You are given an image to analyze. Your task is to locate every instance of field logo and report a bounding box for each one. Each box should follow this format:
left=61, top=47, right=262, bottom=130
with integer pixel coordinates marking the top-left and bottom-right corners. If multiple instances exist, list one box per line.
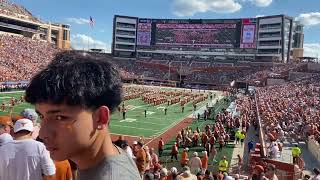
left=120, top=118, right=137, bottom=123
left=126, top=105, right=143, bottom=110
left=156, top=106, right=166, bottom=111
left=126, top=105, right=135, bottom=110
left=146, top=111, right=155, bottom=115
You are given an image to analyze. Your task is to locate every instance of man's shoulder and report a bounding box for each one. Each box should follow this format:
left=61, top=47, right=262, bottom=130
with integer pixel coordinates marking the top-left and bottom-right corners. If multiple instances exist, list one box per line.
left=79, top=150, right=140, bottom=180
left=5, top=139, right=46, bottom=152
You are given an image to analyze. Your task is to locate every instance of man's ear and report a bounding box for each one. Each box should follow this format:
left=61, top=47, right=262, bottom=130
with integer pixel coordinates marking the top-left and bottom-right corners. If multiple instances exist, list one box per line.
left=95, top=106, right=110, bottom=130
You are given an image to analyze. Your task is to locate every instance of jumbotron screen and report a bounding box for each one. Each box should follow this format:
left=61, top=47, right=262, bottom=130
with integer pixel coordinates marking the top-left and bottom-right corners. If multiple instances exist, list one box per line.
left=136, top=19, right=242, bottom=49
left=155, top=23, right=238, bottom=48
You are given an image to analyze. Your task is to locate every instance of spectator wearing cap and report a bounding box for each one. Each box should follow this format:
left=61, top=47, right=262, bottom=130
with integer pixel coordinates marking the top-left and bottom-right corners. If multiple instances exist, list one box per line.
left=189, top=152, right=202, bottom=175
left=0, top=118, right=56, bottom=180
left=181, top=148, right=189, bottom=167
left=169, top=167, right=183, bottom=180
left=171, top=142, right=179, bottom=162
left=160, top=168, right=168, bottom=180
left=132, top=140, right=138, bottom=157
left=218, top=156, right=228, bottom=173
left=265, top=164, right=278, bottom=180
left=136, top=142, right=147, bottom=176
left=201, top=151, right=209, bottom=173
left=181, top=166, right=197, bottom=180
left=20, top=108, right=40, bottom=139
left=312, top=168, right=320, bottom=180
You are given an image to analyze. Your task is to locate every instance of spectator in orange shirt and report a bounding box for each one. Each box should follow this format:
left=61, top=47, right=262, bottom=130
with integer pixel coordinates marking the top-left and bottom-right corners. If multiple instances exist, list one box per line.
left=201, top=151, right=208, bottom=173
left=136, top=142, right=147, bottom=176
left=53, top=160, right=72, bottom=180
left=180, top=148, right=189, bottom=167
left=171, top=142, right=179, bottom=162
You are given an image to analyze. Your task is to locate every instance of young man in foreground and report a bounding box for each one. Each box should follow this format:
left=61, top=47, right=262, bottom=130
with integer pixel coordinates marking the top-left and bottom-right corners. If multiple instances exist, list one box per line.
left=25, top=51, right=140, bottom=180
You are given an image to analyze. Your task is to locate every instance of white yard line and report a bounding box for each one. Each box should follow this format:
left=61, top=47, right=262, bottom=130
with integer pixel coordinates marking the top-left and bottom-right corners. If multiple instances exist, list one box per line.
left=0, top=91, right=24, bottom=94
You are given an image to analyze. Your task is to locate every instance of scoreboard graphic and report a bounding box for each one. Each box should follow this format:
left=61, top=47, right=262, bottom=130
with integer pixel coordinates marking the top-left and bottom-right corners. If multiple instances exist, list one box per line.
left=240, top=19, right=257, bottom=49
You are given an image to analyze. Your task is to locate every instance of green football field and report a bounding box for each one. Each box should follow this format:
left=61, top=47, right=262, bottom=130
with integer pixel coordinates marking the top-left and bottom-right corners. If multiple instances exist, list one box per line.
left=0, top=89, right=223, bottom=138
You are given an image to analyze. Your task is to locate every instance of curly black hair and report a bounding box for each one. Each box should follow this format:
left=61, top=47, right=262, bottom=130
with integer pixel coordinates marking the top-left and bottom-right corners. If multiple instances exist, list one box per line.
left=25, top=51, right=123, bottom=112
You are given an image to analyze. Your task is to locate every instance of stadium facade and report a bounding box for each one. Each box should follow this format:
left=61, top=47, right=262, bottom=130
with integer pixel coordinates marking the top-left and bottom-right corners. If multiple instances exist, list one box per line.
left=0, top=3, right=71, bottom=50
left=112, top=15, right=304, bottom=63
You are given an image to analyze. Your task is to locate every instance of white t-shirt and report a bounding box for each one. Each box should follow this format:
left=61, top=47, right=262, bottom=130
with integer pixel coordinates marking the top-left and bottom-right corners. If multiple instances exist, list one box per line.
left=271, top=145, right=279, bottom=158
left=0, top=133, right=13, bottom=146
left=0, top=139, right=55, bottom=180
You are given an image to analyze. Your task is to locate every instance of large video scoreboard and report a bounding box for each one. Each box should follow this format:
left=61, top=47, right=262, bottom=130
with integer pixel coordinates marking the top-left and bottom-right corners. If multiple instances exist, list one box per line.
left=136, top=18, right=256, bottom=49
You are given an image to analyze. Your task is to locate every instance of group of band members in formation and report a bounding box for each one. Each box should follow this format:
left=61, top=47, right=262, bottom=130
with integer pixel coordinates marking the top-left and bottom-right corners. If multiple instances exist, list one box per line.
left=118, top=86, right=217, bottom=119
left=0, top=96, right=25, bottom=113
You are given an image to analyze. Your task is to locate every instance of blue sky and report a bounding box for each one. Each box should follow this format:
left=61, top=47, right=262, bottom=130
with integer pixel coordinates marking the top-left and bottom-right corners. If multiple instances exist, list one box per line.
left=13, top=0, right=320, bottom=57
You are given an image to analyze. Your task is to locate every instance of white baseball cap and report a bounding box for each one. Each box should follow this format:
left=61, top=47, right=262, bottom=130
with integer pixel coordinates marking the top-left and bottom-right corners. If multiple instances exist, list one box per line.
left=170, top=167, right=178, bottom=174
left=14, top=118, right=34, bottom=133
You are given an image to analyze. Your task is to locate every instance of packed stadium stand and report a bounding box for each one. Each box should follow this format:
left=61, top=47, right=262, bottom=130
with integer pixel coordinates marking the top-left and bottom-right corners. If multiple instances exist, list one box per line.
left=0, top=34, right=59, bottom=82
left=1, top=1, right=320, bottom=179
left=0, top=0, right=40, bottom=23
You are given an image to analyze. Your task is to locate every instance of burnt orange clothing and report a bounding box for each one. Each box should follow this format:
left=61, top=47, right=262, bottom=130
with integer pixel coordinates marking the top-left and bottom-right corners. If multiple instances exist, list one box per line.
left=201, top=155, right=208, bottom=169
left=0, top=116, right=12, bottom=126
left=136, top=148, right=147, bottom=173
left=180, top=151, right=189, bottom=165
left=53, top=160, right=72, bottom=180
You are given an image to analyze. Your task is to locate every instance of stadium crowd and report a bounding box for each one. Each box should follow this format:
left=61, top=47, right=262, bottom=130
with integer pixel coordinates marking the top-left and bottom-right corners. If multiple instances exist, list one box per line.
left=0, top=34, right=59, bottom=81
left=0, top=0, right=39, bottom=22
left=257, top=74, right=320, bottom=150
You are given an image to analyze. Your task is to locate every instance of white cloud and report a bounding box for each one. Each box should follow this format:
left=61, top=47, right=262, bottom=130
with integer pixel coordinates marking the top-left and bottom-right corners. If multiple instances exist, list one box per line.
left=255, top=14, right=265, bottom=18
left=172, top=0, right=242, bottom=17
left=65, top=17, right=90, bottom=25
left=304, top=43, right=320, bottom=58
left=248, top=0, right=272, bottom=7
left=296, top=12, right=320, bottom=27
left=71, top=34, right=111, bottom=52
